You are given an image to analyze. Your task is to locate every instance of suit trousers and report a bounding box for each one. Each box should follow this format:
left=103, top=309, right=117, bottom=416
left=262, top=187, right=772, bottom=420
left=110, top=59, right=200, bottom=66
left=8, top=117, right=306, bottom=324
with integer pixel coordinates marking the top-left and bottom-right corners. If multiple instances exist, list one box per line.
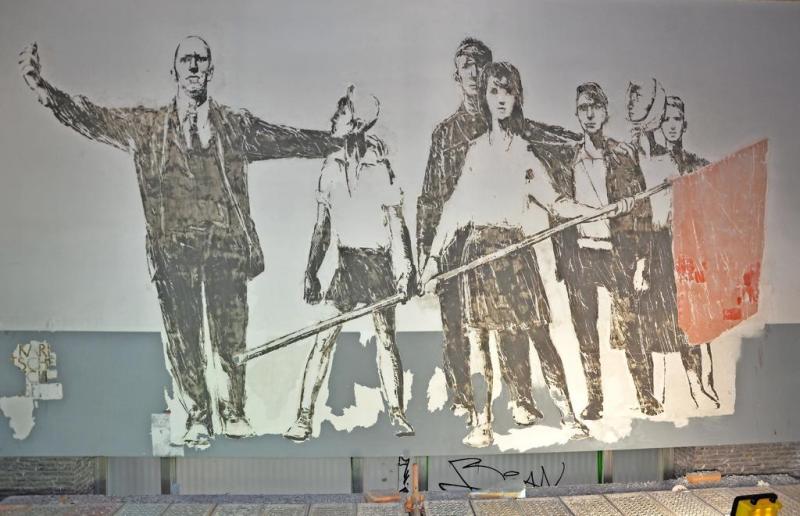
left=152, top=229, right=249, bottom=430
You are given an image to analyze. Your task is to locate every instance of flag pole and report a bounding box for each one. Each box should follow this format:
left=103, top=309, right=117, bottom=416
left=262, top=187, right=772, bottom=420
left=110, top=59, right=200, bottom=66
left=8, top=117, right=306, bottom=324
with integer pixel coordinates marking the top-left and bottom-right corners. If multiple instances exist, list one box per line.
left=234, top=180, right=672, bottom=367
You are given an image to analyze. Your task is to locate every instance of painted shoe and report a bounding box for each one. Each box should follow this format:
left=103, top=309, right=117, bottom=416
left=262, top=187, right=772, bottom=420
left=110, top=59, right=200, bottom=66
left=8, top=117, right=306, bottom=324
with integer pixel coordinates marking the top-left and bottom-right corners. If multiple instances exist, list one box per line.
left=389, top=407, right=415, bottom=437
left=562, top=418, right=590, bottom=439
left=639, top=393, right=665, bottom=416
left=222, top=416, right=254, bottom=438
left=580, top=400, right=604, bottom=420
left=462, top=422, right=493, bottom=448
left=283, top=409, right=313, bottom=442
left=511, top=403, right=544, bottom=426
left=182, top=422, right=212, bottom=448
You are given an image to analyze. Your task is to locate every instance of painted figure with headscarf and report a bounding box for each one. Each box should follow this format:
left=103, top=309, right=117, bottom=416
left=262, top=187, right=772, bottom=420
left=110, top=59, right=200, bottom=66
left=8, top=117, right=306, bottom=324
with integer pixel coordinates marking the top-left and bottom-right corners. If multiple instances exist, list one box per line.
left=627, top=87, right=720, bottom=410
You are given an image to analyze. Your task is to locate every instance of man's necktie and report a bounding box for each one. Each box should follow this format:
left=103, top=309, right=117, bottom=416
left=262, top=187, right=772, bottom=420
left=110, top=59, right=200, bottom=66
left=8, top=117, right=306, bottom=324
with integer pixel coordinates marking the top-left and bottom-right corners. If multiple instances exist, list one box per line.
left=188, top=111, right=202, bottom=150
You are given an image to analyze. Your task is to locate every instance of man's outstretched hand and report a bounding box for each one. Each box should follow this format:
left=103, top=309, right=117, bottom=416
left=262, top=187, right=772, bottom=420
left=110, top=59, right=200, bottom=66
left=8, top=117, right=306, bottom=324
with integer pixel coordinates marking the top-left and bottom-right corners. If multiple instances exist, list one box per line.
left=19, top=43, right=49, bottom=105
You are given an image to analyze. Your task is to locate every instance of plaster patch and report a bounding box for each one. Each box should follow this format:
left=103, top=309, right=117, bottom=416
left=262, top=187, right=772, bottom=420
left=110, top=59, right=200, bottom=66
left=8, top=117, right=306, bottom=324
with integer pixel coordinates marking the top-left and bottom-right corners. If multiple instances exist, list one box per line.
left=403, top=370, right=413, bottom=412
left=0, top=396, right=35, bottom=439
left=32, top=382, right=62, bottom=401
left=0, top=340, right=62, bottom=440
left=151, top=413, right=185, bottom=456
left=320, top=383, right=385, bottom=433
left=494, top=423, right=573, bottom=452
left=427, top=366, right=447, bottom=412
left=11, top=340, right=62, bottom=399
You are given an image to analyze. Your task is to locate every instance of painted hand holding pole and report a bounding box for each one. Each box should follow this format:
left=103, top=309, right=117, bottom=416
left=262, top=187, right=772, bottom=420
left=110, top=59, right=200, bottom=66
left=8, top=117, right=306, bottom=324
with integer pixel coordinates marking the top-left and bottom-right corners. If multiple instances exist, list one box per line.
left=233, top=180, right=673, bottom=367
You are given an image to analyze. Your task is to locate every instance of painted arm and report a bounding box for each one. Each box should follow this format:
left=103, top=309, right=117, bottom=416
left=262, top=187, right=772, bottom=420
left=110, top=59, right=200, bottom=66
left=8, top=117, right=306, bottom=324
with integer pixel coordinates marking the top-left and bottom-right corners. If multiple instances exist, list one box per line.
left=525, top=158, right=597, bottom=220
left=418, top=203, right=456, bottom=296
left=240, top=110, right=341, bottom=162
left=304, top=202, right=332, bottom=305
left=19, top=43, right=136, bottom=152
left=419, top=162, right=468, bottom=294
left=527, top=156, right=633, bottom=222
left=19, top=43, right=138, bottom=153
left=385, top=203, right=415, bottom=301
left=415, top=127, right=446, bottom=272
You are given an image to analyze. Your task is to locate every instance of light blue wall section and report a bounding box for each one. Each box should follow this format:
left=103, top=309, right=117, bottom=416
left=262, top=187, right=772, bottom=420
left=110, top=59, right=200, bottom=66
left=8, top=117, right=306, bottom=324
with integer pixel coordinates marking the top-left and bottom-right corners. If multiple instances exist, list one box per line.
left=1, top=325, right=799, bottom=457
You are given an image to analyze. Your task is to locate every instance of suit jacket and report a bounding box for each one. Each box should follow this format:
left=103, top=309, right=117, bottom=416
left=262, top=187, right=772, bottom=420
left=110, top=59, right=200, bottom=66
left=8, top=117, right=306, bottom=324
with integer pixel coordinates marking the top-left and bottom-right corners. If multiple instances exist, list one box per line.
left=416, top=105, right=486, bottom=269
left=43, top=84, right=339, bottom=280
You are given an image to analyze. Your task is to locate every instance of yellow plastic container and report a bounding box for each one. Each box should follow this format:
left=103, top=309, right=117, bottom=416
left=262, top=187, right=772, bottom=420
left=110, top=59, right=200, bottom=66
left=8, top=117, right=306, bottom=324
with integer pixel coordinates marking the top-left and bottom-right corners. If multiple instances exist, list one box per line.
left=732, top=493, right=782, bottom=515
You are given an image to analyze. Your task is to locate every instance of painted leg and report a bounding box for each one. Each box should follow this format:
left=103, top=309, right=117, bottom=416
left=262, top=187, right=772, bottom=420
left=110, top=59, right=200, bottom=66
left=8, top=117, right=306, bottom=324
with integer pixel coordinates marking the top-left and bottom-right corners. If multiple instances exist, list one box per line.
left=701, top=343, right=721, bottom=405
left=682, top=343, right=720, bottom=408
left=495, top=330, right=542, bottom=426
left=439, top=280, right=474, bottom=416
left=205, top=260, right=251, bottom=438
left=680, top=345, right=702, bottom=408
left=463, top=327, right=493, bottom=448
left=373, top=308, right=414, bottom=437
left=528, top=326, right=589, bottom=437
left=153, top=253, right=212, bottom=446
left=283, top=325, right=342, bottom=442
left=565, top=278, right=604, bottom=420
left=625, top=348, right=664, bottom=416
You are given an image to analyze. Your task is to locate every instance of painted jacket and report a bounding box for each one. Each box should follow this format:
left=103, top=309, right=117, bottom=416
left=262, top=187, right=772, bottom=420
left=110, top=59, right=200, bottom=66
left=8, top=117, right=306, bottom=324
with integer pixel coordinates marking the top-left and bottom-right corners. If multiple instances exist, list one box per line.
left=549, top=137, right=654, bottom=280
left=41, top=84, right=339, bottom=280
left=665, top=146, right=710, bottom=176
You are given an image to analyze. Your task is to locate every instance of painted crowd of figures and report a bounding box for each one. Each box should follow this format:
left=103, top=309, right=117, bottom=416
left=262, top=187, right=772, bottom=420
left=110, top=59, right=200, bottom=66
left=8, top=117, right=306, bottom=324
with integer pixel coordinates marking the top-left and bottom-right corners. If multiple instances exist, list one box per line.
left=19, top=35, right=721, bottom=449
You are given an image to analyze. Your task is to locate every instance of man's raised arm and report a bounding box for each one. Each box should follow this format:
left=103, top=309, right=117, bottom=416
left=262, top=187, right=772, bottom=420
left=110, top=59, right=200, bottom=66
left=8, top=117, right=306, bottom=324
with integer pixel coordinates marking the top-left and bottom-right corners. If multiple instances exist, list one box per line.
left=19, top=43, right=138, bottom=153
left=239, top=110, right=341, bottom=162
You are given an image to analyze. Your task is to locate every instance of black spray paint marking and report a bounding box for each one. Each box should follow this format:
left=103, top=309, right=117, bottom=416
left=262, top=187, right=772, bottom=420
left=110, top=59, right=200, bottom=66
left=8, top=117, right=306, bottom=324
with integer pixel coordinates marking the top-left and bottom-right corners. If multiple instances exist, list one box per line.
left=438, top=457, right=566, bottom=491
left=398, top=456, right=411, bottom=493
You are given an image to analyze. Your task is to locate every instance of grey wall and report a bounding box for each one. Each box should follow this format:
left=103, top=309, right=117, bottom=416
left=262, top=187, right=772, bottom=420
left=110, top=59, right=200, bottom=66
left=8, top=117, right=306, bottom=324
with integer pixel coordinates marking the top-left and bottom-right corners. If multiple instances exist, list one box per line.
left=1, top=0, right=799, bottom=462
left=1, top=325, right=799, bottom=458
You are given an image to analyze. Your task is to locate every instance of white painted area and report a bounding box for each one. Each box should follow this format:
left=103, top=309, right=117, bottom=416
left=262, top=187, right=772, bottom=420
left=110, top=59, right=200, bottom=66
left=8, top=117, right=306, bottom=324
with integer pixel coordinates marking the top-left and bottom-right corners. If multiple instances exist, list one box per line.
left=31, top=382, right=62, bottom=400
left=151, top=413, right=184, bottom=457
left=0, top=396, right=35, bottom=439
left=164, top=390, right=188, bottom=446
left=318, top=383, right=385, bottom=434
left=403, top=370, right=413, bottom=413
left=427, top=367, right=447, bottom=412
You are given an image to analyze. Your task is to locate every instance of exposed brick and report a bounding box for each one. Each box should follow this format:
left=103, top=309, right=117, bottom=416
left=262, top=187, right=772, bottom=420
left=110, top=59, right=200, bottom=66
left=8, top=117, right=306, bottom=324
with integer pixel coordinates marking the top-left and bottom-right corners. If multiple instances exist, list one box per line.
left=674, top=442, right=800, bottom=477
left=0, top=457, right=97, bottom=496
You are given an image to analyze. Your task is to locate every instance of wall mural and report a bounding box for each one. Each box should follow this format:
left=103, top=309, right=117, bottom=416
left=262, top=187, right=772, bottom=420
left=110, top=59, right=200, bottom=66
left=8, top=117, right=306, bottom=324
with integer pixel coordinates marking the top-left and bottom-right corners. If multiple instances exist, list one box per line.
left=3, top=0, right=788, bottom=456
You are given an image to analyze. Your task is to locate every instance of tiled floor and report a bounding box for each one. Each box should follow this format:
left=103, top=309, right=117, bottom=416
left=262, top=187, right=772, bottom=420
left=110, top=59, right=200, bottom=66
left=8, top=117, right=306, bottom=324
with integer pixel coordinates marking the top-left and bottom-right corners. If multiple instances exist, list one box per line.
left=2, top=483, right=798, bottom=515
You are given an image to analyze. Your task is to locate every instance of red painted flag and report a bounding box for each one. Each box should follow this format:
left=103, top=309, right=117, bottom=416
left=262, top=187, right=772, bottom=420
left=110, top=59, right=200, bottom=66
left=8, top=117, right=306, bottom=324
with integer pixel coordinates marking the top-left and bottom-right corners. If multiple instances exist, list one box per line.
left=671, top=140, right=768, bottom=344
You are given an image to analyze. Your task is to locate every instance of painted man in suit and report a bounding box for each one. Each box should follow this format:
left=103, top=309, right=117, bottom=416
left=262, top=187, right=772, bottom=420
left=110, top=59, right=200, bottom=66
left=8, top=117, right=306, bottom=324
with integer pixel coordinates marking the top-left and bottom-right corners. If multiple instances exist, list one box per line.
left=19, top=37, right=339, bottom=446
